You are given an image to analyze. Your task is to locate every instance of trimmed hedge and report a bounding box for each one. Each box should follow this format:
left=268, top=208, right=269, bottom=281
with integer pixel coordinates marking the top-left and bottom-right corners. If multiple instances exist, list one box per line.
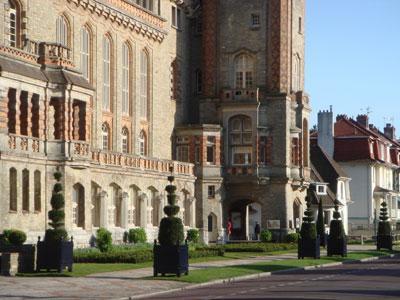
left=128, top=228, right=147, bottom=244
left=186, top=229, right=200, bottom=243
left=260, top=230, right=272, bottom=242
left=96, top=228, right=112, bottom=252
left=0, top=229, right=27, bottom=246
left=285, top=233, right=300, bottom=243
left=73, top=245, right=224, bottom=264
left=224, top=243, right=297, bottom=253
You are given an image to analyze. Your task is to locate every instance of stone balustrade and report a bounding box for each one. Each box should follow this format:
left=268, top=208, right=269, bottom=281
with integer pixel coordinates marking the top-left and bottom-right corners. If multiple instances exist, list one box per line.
left=7, top=134, right=42, bottom=154
left=226, top=166, right=254, bottom=175
left=91, top=149, right=194, bottom=176
left=38, top=42, right=74, bottom=68
left=221, top=88, right=260, bottom=102
left=0, top=42, right=39, bottom=64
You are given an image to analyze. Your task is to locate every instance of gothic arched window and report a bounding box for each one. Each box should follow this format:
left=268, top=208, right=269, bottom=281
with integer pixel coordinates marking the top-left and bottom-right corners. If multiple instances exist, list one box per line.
left=139, top=130, right=147, bottom=156
left=56, top=15, right=69, bottom=47
left=229, top=115, right=252, bottom=165
left=140, top=50, right=149, bottom=119
left=80, top=26, right=91, bottom=81
left=102, top=123, right=110, bottom=151
left=7, top=0, right=21, bottom=48
left=102, top=35, right=112, bottom=111
left=234, top=54, right=254, bottom=89
left=122, top=42, right=131, bottom=115
left=121, top=127, right=129, bottom=154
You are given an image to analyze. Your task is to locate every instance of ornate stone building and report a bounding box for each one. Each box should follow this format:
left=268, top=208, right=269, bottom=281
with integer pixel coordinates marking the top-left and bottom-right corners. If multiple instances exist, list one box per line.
left=0, top=0, right=310, bottom=245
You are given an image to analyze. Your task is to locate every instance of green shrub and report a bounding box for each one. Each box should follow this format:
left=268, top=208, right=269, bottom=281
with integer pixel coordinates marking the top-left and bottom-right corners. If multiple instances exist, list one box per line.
left=128, top=228, right=147, bottom=244
left=45, top=170, right=68, bottom=242
left=186, top=229, right=200, bottom=243
left=73, top=245, right=224, bottom=263
left=0, top=229, right=27, bottom=246
left=285, top=233, right=300, bottom=243
left=378, top=201, right=392, bottom=236
left=260, top=230, right=272, bottom=242
left=223, top=243, right=297, bottom=253
left=96, top=228, right=112, bottom=252
left=123, top=231, right=129, bottom=243
left=158, top=176, right=184, bottom=246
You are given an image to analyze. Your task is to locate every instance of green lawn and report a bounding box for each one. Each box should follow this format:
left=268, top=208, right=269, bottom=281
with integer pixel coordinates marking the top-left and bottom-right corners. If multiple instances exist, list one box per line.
left=150, top=250, right=396, bottom=284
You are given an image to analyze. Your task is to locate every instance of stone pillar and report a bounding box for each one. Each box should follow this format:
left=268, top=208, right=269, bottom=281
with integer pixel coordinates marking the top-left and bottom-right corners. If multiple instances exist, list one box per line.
left=190, top=197, right=196, bottom=228
left=85, top=101, right=90, bottom=142
left=140, top=193, right=148, bottom=227
left=121, top=191, right=129, bottom=229
left=0, top=86, right=9, bottom=133
left=39, top=97, right=46, bottom=139
left=27, top=92, right=33, bottom=136
left=15, top=90, right=22, bottom=135
left=245, top=204, right=250, bottom=240
left=99, top=191, right=108, bottom=228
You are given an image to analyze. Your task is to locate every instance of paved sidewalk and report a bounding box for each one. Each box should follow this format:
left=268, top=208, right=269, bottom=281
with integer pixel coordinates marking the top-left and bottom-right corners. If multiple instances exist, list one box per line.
left=0, top=245, right=375, bottom=300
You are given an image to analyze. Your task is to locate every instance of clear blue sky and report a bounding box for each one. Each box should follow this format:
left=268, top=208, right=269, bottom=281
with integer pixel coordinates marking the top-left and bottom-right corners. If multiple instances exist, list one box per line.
left=306, top=0, right=400, bottom=131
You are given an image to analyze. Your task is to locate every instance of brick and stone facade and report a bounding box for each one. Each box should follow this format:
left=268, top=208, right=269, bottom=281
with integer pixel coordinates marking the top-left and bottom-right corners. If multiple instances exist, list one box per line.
left=0, top=0, right=311, bottom=245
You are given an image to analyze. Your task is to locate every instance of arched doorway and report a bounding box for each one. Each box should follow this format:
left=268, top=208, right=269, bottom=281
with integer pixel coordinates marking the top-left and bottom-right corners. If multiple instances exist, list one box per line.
left=229, top=200, right=262, bottom=240
left=293, top=198, right=302, bottom=230
left=208, top=213, right=218, bottom=242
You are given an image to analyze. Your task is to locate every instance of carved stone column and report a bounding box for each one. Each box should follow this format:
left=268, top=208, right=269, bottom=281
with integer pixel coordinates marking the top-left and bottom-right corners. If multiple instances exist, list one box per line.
left=99, top=191, right=108, bottom=228
left=0, top=86, right=8, bottom=134
left=190, top=197, right=196, bottom=228
left=121, top=191, right=129, bottom=229
left=15, top=90, right=22, bottom=135
left=140, top=193, right=148, bottom=227
left=27, top=92, right=32, bottom=136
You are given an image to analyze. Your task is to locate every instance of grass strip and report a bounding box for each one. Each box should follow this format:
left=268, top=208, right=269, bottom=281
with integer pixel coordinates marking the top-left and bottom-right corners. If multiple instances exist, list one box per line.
left=149, top=250, right=396, bottom=283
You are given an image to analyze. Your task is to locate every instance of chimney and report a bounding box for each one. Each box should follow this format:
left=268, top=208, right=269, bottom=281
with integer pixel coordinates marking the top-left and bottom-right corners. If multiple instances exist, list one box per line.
left=317, top=106, right=334, bottom=158
left=356, top=114, right=369, bottom=128
left=384, top=123, right=396, bottom=140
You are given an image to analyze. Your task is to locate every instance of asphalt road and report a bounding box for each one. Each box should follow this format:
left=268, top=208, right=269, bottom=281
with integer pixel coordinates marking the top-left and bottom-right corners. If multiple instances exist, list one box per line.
left=149, top=256, right=400, bottom=300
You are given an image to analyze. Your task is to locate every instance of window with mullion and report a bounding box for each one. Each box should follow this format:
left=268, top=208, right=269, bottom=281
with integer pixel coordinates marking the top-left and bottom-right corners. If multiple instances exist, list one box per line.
left=140, top=50, right=149, bottom=119
left=102, top=37, right=111, bottom=111
left=80, top=28, right=90, bottom=81
left=122, top=43, right=130, bottom=115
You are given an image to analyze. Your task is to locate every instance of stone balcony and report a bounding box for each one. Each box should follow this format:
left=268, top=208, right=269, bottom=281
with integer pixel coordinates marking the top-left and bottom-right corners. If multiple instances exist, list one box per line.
left=221, top=88, right=260, bottom=102
left=3, top=134, right=194, bottom=177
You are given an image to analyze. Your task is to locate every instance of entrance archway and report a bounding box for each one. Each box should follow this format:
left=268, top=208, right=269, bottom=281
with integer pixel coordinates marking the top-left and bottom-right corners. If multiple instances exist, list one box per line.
left=229, top=200, right=262, bottom=240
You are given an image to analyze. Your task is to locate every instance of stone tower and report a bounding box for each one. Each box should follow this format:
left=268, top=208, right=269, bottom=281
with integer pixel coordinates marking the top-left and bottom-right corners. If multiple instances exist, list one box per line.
left=179, top=0, right=311, bottom=241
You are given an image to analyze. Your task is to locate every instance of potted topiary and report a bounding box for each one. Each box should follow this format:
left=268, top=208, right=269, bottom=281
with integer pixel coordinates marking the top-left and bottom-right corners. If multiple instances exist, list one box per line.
left=153, top=174, right=188, bottom=277
left=0, top=229, right=35, bottom=273
left=376, top=201, right=393, bottom=251
left=36, top=170, right=73, bottom=272
left=316, top=199, right=326, bottom=247
left=298, top=192, right=320, bottom=259
left=327, top=199, right=347, bottom=257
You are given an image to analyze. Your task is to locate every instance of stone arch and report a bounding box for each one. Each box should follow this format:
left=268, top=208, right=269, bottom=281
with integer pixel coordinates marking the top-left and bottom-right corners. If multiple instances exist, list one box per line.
left=293, top=198, right=302, bottom=230
left=229, top=199, right=262, bottom=240
left=72, top=183, right=85, bottom=229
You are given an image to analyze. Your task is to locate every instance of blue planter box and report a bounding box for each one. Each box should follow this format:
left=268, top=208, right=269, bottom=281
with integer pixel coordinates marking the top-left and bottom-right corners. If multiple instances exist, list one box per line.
left=153, top=244, right=189, bottom=277
left=298, top=236, right=320, bottom=259
left=36, top=240, right=73, bottom=272
left=0, top=244, right=36, bottom=273
left=377, top=235, right=392, bottom=251
left=327, top=237, right=347, bottom=257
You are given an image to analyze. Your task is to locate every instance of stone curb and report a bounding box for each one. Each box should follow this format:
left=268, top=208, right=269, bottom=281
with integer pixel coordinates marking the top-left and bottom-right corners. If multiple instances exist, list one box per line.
left=122, top=253, right=398, bottom=300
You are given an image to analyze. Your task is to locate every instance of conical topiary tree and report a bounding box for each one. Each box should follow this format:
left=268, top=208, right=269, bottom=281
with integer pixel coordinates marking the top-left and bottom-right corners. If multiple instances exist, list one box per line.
left=44, top=170, right=68, bottom=243
left=316, top=198, right=326, bottom=246
left=158, top=175, right=184, bottom=246
left=300, top=194, right=317, bottom=240
left=329, top=200, right=345, bottom=240
left=377, top=201, right=391, bottom=236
